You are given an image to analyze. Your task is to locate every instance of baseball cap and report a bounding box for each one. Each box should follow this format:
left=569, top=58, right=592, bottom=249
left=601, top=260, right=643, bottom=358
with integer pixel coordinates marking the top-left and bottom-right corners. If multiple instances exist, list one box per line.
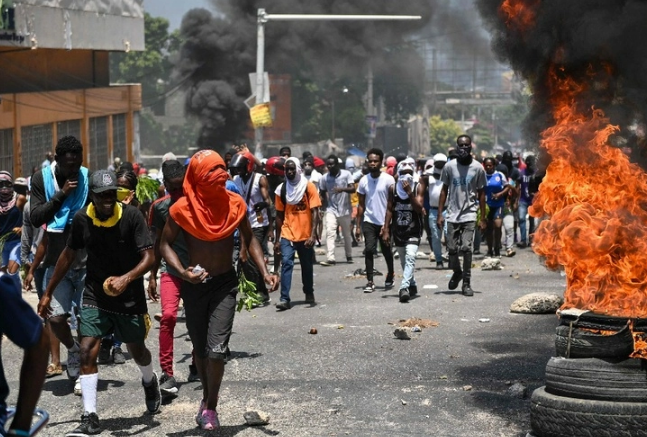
left=432, top=153, right=448, bottom=163
left=91, top=170, right=118, bottom=193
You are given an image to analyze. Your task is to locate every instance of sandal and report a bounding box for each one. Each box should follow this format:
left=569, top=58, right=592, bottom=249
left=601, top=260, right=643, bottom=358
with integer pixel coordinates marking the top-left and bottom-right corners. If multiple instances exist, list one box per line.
left=46, top=363, right=63, bottom=378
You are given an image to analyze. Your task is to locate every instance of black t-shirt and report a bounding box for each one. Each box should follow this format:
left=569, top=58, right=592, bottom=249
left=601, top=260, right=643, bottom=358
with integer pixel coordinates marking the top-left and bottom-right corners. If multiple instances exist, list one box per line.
left=67, top=204, right=153, bottom=315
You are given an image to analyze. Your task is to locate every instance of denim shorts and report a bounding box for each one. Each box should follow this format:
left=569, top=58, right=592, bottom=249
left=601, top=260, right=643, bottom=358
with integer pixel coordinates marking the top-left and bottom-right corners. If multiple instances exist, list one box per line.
left=1, top=238, right=20, bottom=268
left=487, top=206, right=504, bottom=220
left=45, top=266, right=85, bottom=318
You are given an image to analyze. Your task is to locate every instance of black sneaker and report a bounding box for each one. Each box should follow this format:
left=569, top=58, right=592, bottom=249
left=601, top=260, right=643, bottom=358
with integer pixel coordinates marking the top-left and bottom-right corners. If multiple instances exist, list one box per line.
left=384, top=275, right=395, bottom=289
left=188, top=364, right=200, bottom=382
left=462, top=283, right=474, bottom=297
left=320, top=260, right=336, bottom=266
left=448, top=271, right=462, bottom=290
left=347, top=257, right=353, bottom=263
left=275, top=301, right=291, bottom=311
left=409, top=284, right=418, bottom=297
left=142, top=372, right=161, bottom=414
left=98, top=343, right=111, bottom=364
left=159, top=372, right=179, bottom=397
left=112, top=347, right=126, bottom=364
left=398, top=288, right=410, bottom=303
left=305, top=293, right=315, bottom=304
left=66, top=412, right=101, bottom=436
left=436, top=262, right=444, bottom=270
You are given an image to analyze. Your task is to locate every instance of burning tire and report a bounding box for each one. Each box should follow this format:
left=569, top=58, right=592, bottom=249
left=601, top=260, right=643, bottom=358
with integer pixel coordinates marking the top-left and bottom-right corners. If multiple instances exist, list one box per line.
left=554, top=324, right=634, bottom=359
left=545, top=357, right=647, bottom=402
left=531, top=386, right=647, bottom=437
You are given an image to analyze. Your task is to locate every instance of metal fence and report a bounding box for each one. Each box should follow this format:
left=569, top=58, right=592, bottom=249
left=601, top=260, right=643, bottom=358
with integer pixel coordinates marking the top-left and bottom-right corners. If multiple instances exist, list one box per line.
left=112, top=113, right=127, bottom=162
left=0, top=129, right=13, bottom=175
left=21, top=124, right=53, bottom=175
left=89, top=116, right=108, bottom=171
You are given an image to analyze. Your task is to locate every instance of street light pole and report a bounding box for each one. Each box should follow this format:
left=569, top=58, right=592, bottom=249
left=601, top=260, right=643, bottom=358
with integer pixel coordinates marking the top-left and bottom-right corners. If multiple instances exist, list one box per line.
left=253, top=10, right=422, bottom=149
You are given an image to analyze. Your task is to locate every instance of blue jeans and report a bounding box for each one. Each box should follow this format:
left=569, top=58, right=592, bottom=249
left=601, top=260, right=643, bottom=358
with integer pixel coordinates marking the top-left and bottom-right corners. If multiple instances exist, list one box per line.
left=280, top=238, right=314, bottom=303
left=518, top=201, right=535, bottom=244
left=396, top=244, right=418, bottom=290
left=427, top=208, right=446, bottom=263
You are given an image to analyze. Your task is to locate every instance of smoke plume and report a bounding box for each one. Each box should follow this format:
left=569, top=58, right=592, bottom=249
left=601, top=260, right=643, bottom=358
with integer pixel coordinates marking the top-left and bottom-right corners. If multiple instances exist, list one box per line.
left=175, top=0, right=497, bottom=150
left=477, top=0, right=647, bottom=165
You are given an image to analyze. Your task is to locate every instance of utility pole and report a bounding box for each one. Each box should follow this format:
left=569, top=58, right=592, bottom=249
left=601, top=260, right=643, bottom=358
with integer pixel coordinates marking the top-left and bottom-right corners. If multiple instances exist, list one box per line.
left=367, top=63, right=374, bottom=147
left=252, top=10, right=421, bottom=150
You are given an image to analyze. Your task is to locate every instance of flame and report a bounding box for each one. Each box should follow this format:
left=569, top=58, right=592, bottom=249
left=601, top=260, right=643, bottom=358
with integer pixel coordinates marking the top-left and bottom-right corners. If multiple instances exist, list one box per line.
left=530, top=65, right=647, bottom=322
left=500, top=0, right=539, bottom=30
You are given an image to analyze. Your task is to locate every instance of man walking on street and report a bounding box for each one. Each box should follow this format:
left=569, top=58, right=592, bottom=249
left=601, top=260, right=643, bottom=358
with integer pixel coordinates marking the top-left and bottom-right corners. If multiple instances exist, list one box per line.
left=160, top=150, right=277, bottom=431
left=357, top=148, right=395, bottom=293
left=229, top=152, right=272, bottom=303
left=274, top=158, right=321, bottom=310
left=30, top=136, right=88, bottom=384
left=147, top=159, right=194, bottom=399
left=319, top=155, right=355, bottom=266
left=437, top=135, right=487, bottom=296
left=383, top=158, right=426, bottom=303
left=38, top=170, right=160, bottom=436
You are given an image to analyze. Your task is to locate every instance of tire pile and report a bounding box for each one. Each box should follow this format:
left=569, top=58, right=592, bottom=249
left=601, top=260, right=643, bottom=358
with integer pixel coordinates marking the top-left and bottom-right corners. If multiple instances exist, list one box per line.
left=530, top=312, right=647, bottom=437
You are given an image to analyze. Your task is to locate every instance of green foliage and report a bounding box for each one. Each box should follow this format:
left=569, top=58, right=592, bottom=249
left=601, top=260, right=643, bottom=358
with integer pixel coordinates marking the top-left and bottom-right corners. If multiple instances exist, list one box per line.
left=110, top=13, right=178, bottom=105
left=292, top=77, right=367, bottom=144
left=135, top=176, right=160, bottom=203
left=237, top=271, right=263, bottom=312
left=468, top=123, right=494, bottom=152
left=429, top=116, right=462, bottom=154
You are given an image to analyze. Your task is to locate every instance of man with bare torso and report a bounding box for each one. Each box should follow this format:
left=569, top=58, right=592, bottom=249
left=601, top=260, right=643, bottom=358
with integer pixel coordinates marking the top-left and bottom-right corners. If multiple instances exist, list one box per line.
left=159, top=150, right=278, bottom=431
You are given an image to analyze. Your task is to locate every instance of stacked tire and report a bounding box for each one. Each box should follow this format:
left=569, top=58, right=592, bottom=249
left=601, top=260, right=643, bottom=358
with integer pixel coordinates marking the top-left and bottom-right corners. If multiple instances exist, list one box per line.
left=530, top=313, right=647, bottom=437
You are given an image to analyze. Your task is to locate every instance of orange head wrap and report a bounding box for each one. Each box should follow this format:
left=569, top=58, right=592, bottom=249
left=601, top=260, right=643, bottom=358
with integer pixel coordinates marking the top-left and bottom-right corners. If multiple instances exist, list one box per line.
left=170, top=149, right=246, bottom=241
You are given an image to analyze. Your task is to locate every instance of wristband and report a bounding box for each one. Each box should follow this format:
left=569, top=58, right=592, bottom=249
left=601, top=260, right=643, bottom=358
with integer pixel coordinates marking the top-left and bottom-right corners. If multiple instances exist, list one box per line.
left=8, top=430, right=30, bottom=436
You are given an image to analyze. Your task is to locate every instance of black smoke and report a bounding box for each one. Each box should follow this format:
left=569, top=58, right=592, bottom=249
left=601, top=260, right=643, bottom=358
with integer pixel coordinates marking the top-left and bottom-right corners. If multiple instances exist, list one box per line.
left=477, top=0, right=647, bottom=166
left=174, top=0, right=498, bottom=150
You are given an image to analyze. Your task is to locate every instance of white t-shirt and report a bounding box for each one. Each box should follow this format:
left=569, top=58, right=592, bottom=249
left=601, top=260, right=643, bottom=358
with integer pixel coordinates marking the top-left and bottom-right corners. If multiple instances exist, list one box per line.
left=319, top=169, right=354, bottom=217
left=428, top=175, right=444, bottom=208
left=357, top=172, right=395, bottom=226
left=305, top=169, right=323, bottom=191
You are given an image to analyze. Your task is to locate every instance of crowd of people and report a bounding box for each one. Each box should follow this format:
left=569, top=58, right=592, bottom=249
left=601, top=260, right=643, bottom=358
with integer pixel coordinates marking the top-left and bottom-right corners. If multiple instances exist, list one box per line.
left=0, top=134, right=542, bottom=435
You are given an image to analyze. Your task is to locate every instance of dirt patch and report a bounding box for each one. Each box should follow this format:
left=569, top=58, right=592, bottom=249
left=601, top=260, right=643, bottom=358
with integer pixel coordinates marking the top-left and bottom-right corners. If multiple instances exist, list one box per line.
left=396, top=318, right=439, bottom=328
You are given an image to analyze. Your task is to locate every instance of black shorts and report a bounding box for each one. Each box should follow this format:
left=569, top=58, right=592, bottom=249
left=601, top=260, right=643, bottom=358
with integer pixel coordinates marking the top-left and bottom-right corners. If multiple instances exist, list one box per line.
left=181, top=269, right=238, bottom=360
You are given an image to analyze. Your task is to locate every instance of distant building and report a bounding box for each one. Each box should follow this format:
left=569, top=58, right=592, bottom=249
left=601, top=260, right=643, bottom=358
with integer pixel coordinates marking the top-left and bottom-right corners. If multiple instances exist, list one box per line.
left=0, top=0, right=144, bottom=176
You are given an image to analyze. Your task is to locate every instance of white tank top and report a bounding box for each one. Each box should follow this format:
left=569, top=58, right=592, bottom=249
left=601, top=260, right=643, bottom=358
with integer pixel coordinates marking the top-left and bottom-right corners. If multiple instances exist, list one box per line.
left=234, top=173, right=269, bottom=227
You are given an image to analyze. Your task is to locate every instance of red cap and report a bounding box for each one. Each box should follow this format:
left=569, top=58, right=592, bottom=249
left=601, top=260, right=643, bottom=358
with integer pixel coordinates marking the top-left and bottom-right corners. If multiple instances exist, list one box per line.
left=313, top=157, right=325, bottom=168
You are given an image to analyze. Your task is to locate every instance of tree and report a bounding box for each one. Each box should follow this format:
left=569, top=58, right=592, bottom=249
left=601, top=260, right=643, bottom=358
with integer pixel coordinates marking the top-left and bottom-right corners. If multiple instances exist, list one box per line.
left=110, top=13, right=178, bottom=104
left=429, top=116, right=462, bottom=154
left=111, top=14, right=196, bottom=156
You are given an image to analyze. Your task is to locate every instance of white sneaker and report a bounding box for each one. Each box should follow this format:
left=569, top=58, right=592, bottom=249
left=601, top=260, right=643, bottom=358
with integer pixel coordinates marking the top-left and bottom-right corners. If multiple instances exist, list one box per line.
left=74, top=378, right=82, bottom=396
left=66, top=348, right=81, bottom=380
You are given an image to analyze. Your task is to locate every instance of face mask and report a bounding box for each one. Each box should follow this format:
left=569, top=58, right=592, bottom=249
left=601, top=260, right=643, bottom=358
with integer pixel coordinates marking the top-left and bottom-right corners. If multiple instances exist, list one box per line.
left=116, top=188, right=131, bottom=202
left=457, top=145, right=472, bottom=159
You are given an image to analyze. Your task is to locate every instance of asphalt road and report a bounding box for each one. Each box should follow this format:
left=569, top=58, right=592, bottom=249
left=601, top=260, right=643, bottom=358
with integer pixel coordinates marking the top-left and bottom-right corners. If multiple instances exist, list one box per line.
left=3, top=243, right=565, bottom=436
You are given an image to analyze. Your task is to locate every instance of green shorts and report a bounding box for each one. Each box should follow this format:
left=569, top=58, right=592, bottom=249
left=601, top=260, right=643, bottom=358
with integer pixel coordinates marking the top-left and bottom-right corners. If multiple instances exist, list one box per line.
left=79, top=306, right=151, bottom=344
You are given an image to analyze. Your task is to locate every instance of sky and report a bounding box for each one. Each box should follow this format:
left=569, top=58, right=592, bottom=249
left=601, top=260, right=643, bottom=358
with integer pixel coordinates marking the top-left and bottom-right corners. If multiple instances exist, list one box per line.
left=144, top=0, right=211, bottom=30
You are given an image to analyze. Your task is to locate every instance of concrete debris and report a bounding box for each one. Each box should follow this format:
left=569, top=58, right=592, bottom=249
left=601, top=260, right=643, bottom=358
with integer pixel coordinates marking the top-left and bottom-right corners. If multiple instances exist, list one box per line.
left=508, top=382, right=528, bottom=399
left=462, top=385, right=473, bottom=391
left=401, top=399, right=407, bottom=405
left=309, top=327, right=318, bottom=334
left=415, top=251, right=427, bottom=259
left=510, top=293, right=563, bottom=314
left=481, top=258, right=502, bottom=270
left=478, top=318, right=490, bottom=323
left=244, top=410, right=271, bottom=426
left=394, top=327, right=411, bottom=340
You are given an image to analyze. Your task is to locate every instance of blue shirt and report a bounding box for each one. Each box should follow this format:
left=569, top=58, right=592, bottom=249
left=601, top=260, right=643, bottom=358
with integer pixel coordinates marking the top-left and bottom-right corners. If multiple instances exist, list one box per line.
left=0, top=274, right=43, bottom=431
left=485, top=171, right=508, bottom=208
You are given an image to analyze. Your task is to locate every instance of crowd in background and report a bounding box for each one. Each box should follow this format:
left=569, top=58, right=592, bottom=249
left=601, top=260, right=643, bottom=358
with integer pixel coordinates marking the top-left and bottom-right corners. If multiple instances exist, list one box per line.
left=0, top=135, right=544, bottom=435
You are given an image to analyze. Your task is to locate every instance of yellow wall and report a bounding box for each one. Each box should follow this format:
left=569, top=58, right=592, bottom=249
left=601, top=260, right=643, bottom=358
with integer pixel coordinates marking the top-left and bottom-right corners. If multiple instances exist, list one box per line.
left=0, top=85, right=141, bottom=176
